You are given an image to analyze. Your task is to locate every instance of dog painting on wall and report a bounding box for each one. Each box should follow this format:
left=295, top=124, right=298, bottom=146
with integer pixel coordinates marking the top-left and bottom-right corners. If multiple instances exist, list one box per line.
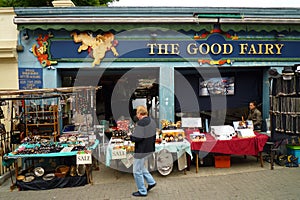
left=71, top=32, right=119, bottom=67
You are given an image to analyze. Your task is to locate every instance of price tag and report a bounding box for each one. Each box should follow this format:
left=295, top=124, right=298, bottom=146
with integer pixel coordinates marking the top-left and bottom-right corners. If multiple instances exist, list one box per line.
left=76, top=153, right=92, bottom=164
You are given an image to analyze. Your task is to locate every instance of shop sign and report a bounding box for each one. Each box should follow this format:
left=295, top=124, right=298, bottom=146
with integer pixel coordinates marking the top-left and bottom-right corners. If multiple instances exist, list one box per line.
left=76, top=153, right=92, bottom=164
left=18, top=68, right=43, bottom=89
left=112, top=149, right=127, bottom=160
left=48, top=32, right=300, bottom=63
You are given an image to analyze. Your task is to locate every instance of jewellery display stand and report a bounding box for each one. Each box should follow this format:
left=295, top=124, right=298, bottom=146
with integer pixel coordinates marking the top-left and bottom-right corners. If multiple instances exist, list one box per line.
left=25, top=102, right=59, bottom=141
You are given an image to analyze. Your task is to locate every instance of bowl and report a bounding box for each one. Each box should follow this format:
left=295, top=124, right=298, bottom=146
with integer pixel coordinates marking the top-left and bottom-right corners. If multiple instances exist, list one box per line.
left=16, top=175, right=25, bottom=181
left=55, top=165, right=70, bottom=177
left=33, top=167, right=45, bottom=177
left=43, top=173, right=55, bottom=181
left=23, top=175, right=35, bottom=182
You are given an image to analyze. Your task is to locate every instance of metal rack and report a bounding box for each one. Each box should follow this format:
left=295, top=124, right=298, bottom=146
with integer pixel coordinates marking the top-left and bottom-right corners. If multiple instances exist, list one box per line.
left=270, top=75, right=300, bottom=136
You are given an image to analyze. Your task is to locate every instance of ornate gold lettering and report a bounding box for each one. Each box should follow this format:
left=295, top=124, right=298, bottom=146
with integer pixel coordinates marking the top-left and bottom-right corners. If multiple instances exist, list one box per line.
left=239, top=43, right=248, bottom=55
left=157, top=44, right=169, bottom=55
left=274, top=44, right=284, bottom=54
left=199, top=43, right=210, bottom=55
left=223, top=44, right=233, bottom=55
left=211, top=43, right=222, bottom=55
left=147, top=43, right=157, bottom=55
left=248, top=44, right=257, bottom=54
left=264, top=44, right=274, bottom=54
left=187, top=43, right=198, bottom=55
left=170, top=44, right=180, bottom=55
left=256, top=44, right=263, bottom=54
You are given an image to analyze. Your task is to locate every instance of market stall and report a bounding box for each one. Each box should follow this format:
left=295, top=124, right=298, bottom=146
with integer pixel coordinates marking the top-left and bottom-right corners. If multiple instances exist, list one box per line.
left=185, top=126, right=269, bottom=173
left=105, top=120, right=192, bottom=176
left=3, top=138, right=99, bottom=190
left=105, top=137, right=192, bottom=174
left=0, top=86, right=101, bottom=190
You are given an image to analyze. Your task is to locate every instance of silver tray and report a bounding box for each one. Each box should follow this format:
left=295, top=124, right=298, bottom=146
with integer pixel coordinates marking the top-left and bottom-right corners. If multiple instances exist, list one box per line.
left=23, top=175, right=35, bottom=182
left=33, top=167, right=45, bottom=177
left=43, top=173, right=55, bottom=181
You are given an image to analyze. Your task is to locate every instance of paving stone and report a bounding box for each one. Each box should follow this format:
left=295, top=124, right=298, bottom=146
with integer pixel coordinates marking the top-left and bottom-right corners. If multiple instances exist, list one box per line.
left=0, top=156, right=300, bottom=199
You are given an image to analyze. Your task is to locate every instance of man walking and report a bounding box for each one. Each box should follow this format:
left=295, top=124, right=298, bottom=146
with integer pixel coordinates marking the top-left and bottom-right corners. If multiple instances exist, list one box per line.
left=130, top=105, right=157, bottom=197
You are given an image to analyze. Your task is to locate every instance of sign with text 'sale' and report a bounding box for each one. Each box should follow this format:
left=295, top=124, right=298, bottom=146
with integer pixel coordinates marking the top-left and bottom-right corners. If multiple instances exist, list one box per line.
left=76, top=153, right=92, bottom=165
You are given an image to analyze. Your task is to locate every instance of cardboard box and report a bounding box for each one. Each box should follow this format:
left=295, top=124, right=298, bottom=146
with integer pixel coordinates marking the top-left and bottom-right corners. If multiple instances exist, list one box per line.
left=210, top=125, right=235, bottom=140
left=287, top=145, right=300, bottom=164
left=214, top=155, right=231, bottom=168
left=237, top=129, right=255, bottom=138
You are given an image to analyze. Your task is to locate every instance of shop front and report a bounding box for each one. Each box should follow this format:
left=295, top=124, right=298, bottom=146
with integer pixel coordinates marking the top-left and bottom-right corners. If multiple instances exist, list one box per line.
left=13, top=7, right=300, bottom=130
left=10, top=7, right=300, bottom=178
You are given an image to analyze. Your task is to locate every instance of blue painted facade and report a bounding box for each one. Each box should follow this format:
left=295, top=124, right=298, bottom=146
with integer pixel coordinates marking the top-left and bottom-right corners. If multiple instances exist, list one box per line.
left=14, top=7, right=300, bottom=126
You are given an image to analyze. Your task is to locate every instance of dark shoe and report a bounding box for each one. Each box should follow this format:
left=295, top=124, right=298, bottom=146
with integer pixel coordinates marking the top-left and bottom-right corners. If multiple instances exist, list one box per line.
left=147, top=183, right=156, bottom=192
left=132, top=191, right=147, bottom=197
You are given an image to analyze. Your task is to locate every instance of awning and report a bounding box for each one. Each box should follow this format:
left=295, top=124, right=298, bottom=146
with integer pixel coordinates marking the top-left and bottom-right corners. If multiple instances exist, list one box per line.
left=14, top=7, right=300, bottom=32
left=16, top=23, right=214, bottom=32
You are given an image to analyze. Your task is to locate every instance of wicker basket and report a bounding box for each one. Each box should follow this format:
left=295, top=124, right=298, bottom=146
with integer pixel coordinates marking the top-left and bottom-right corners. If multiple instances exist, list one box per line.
left=55, top=165, right=70, bottom=177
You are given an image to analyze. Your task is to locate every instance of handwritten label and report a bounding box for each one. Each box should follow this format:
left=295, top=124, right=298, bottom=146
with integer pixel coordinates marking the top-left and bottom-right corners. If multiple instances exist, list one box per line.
left=181, top=117, right=202, bottom=128
left=76, top=153, right=92, bottom=164
left=112, top=149, right=127, bottom=160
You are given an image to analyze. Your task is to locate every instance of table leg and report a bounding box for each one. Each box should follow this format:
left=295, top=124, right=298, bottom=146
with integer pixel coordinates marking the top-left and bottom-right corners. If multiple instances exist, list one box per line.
left=9, top=161, right=18, bottom=191
left=259, top=152, right=263, bottom=167
left=186, top=154, right=191, bottom=171
left=196, top=152, right=199, bottom=173
left=270, top=150, right=274, bottom=170
left=14, top=161, right=18, bottom=178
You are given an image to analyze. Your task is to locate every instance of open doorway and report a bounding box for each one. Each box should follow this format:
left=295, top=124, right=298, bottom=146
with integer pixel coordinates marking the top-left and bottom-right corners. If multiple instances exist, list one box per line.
left=60, top=67, right=159, bottom=125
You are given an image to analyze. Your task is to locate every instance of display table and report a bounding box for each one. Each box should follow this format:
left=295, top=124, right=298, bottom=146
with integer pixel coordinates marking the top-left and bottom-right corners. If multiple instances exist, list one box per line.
left=187, top=131, right=269, bottom=172
left=3, top=140, right=99, bottom=190
left=105, top=139, right=192, bottom=175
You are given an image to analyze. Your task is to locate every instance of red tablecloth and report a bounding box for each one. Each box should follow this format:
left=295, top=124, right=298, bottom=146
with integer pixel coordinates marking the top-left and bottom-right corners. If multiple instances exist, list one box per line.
left=187, top=130, right=269, bottom=156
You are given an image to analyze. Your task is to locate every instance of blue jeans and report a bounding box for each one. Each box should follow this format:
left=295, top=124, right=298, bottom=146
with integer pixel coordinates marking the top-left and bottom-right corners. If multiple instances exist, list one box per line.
left=133, top=157, right=156, bottom=195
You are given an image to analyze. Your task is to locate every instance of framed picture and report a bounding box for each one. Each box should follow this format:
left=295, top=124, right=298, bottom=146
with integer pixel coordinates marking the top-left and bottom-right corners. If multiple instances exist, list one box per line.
left=233, top=120, right=254, bottom=131
left=199, top=76, right=235, bottom=96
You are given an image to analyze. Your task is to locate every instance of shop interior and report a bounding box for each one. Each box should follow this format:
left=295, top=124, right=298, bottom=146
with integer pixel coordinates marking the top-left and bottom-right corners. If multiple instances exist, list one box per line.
left=174, top=67, right=264, bottom=130
left=60, top=66, right=265, bottom=131
left=60, top=68, right=160, bottom=128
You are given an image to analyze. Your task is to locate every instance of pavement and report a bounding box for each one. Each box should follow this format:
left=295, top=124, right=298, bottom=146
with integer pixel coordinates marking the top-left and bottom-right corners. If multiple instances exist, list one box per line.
left=0, top=155, right=300, bottom=200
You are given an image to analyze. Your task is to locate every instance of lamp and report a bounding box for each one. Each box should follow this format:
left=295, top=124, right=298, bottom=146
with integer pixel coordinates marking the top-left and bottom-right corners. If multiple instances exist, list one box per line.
left=16, top=29, right=29, bottom=52
left=275, top=34, right=285, bottom=40
left=22, top=30, right=29, bottom=41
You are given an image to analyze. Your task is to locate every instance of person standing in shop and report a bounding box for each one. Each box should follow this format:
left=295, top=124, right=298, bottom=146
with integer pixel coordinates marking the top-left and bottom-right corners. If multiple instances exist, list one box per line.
left=130, top=105, right=156, bottom=197
left=247, top=101, right=262, bottom=131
